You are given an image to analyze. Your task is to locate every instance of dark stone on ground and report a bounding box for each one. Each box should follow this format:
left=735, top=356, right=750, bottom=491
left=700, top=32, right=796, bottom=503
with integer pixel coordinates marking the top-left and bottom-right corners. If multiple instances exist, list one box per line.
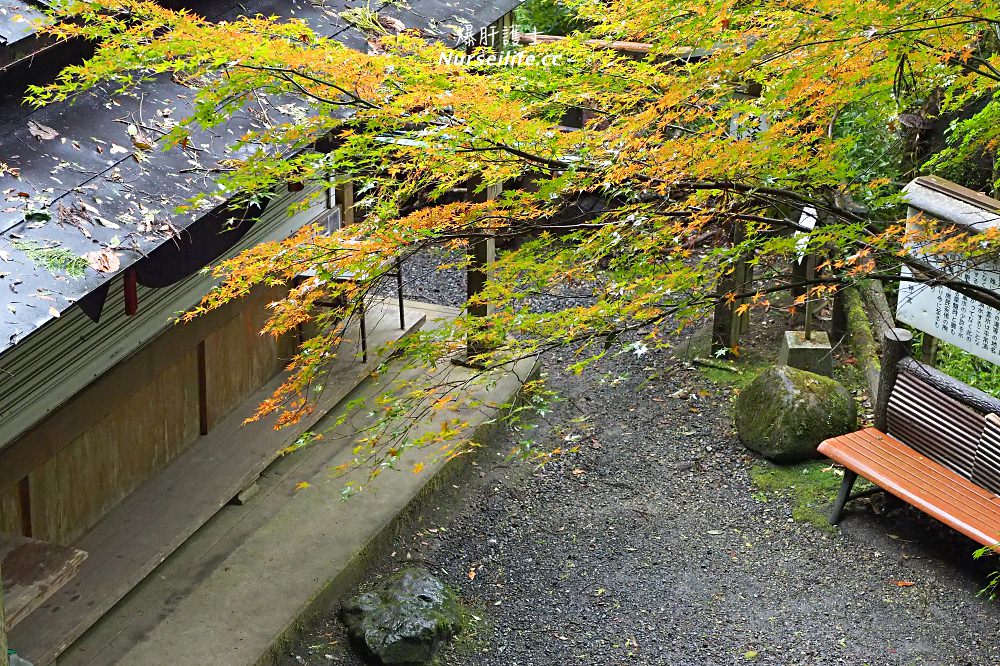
left=734, top=365, right=856, bottom=463
left=341, top=567, right=463, bottom=665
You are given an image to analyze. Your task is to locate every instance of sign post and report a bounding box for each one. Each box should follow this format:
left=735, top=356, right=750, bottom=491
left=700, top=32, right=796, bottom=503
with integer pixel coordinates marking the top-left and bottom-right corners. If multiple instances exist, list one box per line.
left=896, top=176, right=1000, bottom=365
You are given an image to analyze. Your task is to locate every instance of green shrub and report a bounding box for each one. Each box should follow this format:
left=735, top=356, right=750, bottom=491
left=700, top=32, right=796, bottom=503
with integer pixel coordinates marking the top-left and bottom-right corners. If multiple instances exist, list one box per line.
left=914, top=332, right=1000, bottom=399
left=515, top=0, right=586, bottom=36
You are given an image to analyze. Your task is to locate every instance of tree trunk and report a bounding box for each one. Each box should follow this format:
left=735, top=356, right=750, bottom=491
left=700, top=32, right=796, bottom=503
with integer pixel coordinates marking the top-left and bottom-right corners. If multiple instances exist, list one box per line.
left=843, top=286, right=881, bottom=401
left=858, top=279, right=895, bottom=344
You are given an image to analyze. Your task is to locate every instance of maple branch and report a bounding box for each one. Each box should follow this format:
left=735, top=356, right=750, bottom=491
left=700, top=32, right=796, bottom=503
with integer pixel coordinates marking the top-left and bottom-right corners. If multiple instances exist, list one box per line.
left=234, top=63, right=381, bottom=109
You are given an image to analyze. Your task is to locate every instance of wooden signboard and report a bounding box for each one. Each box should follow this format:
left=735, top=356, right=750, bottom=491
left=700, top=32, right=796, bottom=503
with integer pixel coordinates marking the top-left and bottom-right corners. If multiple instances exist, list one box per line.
left=895, top=176, right=1000, bottom=365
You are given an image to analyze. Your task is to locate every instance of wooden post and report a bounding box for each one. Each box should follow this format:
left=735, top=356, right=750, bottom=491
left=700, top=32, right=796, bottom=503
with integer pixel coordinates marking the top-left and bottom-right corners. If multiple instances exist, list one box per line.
left=466, top=235, right=496, bottom=350
left=830, top=289, right=847, bottom=344
left=803, top=253, right=816, bottom=341
left=874, top=327, right=914, bottom=432
left=335, top=180, right=354, bottom=226
left=711, top=221, right=752, bottom=356
left=456, top=181, right=501, bottom=366
left=736, top=258, right=753, bottom=336
left=1, top=559, right=8, bottom=666
left=921, top=333, right=938, bottom=366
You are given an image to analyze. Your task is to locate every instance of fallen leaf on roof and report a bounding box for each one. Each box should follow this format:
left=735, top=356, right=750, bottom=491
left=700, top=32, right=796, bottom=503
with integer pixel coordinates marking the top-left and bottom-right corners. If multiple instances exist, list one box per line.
left=893, top=580, right=915, bottom=587
left=380, top=16, right=406, bottom=32
left=95, top=217, right=121, bottom=229
left=130, top=133, right=155, bottom=151
left=48, top=306, right=60, bottom=318
left=84, top=249, right=121, bottom=273
left=28, top=120, right=59, bottom=141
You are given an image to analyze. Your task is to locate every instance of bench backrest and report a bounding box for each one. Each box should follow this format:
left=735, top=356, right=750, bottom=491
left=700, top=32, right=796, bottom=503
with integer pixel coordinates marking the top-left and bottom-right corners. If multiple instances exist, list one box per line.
left=975, top=414, right=1000, bottom=496
left=885, top=357, right=1000, bottom=493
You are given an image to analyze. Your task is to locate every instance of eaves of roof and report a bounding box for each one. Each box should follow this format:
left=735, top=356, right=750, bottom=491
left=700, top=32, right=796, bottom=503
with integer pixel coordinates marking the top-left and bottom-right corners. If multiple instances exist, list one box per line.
left=0, top=0, right=521, bottom=355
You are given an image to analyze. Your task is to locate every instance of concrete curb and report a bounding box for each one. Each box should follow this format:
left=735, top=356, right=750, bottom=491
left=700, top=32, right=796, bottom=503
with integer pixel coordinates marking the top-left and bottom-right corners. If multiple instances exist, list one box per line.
left=99, top=355, right=540, bottom=666
left=255, top=357, right=541, bottom=666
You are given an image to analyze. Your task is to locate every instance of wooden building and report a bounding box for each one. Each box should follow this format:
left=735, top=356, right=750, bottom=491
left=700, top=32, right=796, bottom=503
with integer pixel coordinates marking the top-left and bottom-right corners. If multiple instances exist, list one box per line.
left=0, top=0, right=520, bottom=662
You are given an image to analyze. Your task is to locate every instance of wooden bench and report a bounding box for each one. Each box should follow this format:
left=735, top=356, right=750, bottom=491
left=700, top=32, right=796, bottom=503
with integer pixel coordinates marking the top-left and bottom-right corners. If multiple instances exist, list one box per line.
left=818, top=328, right=1000, bottom=547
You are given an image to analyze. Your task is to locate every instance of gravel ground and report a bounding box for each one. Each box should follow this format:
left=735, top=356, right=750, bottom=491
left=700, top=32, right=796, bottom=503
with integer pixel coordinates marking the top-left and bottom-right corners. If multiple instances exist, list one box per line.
left=284, top=251, right=1000, bottom=666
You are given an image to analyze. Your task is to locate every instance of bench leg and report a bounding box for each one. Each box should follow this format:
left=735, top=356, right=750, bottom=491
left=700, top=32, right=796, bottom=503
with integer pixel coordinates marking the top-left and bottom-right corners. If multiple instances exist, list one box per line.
left=829, top=470, right=858, bottom=525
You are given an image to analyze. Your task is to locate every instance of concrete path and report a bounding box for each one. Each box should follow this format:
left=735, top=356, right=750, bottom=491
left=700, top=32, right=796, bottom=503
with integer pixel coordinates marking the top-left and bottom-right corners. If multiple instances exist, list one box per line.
left=59, top=301, right=537, bottom=666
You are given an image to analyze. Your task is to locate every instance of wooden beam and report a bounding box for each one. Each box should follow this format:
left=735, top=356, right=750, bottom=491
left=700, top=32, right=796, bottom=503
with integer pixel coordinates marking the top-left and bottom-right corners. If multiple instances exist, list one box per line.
left=514, top=32, right=652, bottom=55
left=921, top=333, right=938, bottom=366
left=513, top=33, right=718, bottom=62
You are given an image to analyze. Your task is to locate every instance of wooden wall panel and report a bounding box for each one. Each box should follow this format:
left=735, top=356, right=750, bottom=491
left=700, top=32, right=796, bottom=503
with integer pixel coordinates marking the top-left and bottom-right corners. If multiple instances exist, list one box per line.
left=28, top=349, right=200, bottom=545
left=0, top=483, right=23, bottom=536
left=203, top=287, right=295, bottom=431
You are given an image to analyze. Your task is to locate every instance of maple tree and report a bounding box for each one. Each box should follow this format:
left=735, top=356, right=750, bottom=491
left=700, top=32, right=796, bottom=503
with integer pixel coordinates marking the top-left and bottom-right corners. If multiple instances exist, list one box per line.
left=25, top=0, right=1000, bottom=485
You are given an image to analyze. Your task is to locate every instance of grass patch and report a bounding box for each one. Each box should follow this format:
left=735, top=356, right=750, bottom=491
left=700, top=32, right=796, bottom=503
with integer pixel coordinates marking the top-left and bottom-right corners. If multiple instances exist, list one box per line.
left=832, top=355, right=865, bottom=395
left=750, top=460, right=866, bottom=532
left=696, top=358, right=769, bottom=389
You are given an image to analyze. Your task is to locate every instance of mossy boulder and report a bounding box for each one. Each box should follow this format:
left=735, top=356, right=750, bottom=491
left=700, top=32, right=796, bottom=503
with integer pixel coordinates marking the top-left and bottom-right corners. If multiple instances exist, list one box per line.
left=341, top=567, right=463, bottom=665
left=734, top=365, right=856, bottom=463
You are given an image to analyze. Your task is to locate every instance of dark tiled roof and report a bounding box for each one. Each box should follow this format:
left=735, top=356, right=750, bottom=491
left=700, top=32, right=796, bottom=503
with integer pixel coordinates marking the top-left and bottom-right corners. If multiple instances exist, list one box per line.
left=0, top=0, right=48, bottom=47
left=0, top=0, right=520, bottom=353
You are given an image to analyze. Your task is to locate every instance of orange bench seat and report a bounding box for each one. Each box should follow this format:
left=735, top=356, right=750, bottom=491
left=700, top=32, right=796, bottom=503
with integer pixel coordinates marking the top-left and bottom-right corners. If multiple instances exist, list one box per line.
left=818, top=428, right=1000, bottom=547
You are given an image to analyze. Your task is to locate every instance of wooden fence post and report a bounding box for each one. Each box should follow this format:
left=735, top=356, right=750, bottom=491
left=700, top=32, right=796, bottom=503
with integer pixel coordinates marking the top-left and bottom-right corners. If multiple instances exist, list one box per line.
left=874, top=327, right=913, bottom=432
left=457, top=181, right=501, bottom=366
left=711, top=221, right=752, bottom=356
left=921, top=334, right=938, bottom=366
